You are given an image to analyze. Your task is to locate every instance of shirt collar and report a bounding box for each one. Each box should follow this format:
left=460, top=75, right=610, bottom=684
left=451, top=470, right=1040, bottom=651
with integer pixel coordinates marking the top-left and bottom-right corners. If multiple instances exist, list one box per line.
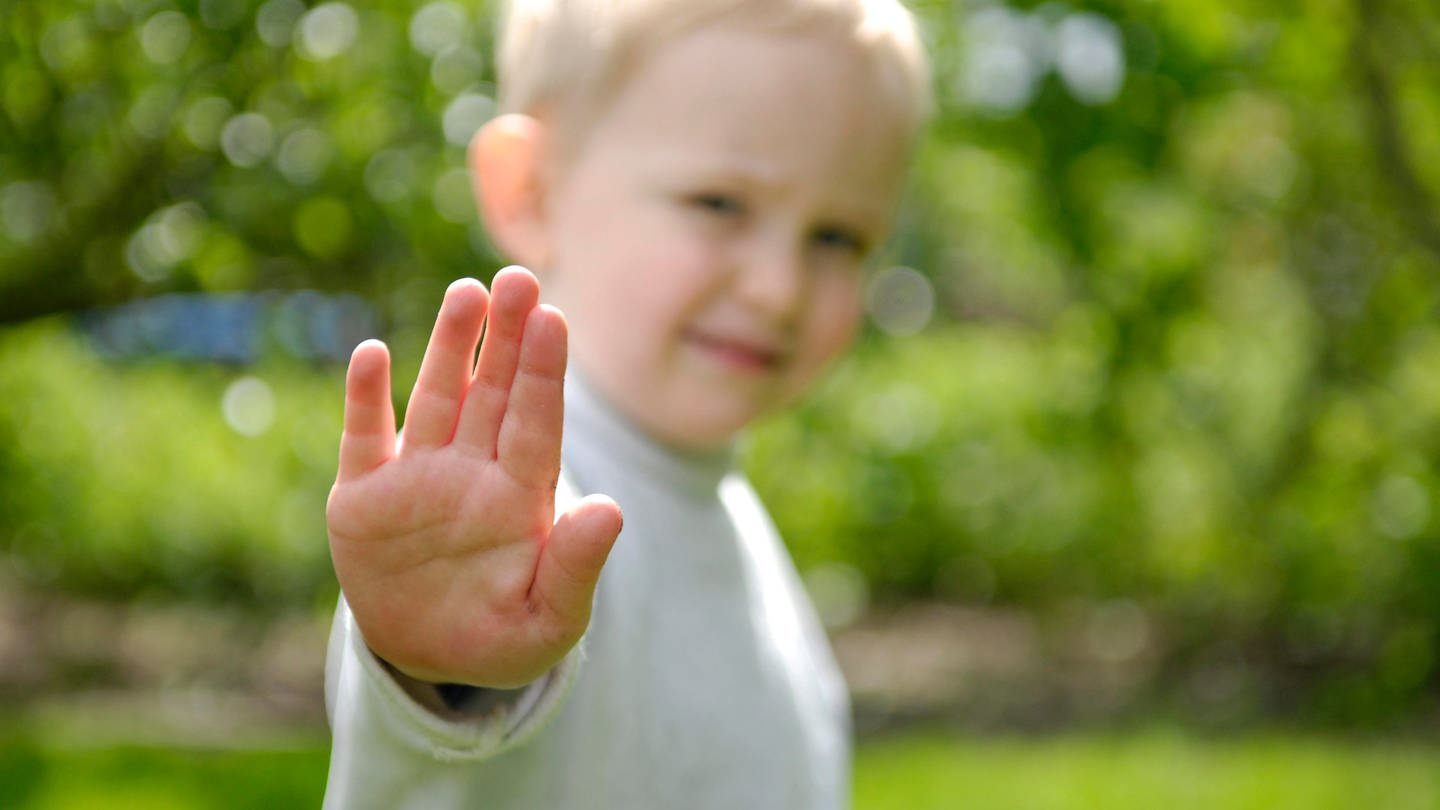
left=562, top=371, right=736, bottom=499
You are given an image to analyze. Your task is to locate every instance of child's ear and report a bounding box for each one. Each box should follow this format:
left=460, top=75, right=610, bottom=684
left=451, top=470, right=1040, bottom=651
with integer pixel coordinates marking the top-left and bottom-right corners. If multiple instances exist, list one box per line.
left=469, top=114, right=551, bottom=268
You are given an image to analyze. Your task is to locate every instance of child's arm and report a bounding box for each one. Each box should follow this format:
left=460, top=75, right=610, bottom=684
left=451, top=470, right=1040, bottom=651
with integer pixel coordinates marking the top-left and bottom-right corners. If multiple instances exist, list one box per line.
left=326, top=267, right=623, bottom=692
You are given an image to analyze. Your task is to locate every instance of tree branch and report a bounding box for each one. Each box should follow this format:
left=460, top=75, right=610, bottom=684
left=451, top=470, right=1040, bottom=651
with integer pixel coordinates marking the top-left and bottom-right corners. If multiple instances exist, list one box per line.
left=1352, top=0, right=1440, bottom=264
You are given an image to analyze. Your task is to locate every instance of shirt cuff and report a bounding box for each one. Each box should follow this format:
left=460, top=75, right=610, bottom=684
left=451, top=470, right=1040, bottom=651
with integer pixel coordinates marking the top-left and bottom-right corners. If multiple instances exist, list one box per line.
left=328, top=597, right=581, bottom=763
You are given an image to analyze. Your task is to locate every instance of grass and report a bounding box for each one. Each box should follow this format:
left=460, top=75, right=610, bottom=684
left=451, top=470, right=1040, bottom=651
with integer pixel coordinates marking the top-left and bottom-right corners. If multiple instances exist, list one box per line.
left=854, top=728, right=1440, bottom=809
left=1, top=727, right=1437, bottom=808
left=0, top=737, right=330, bottom=810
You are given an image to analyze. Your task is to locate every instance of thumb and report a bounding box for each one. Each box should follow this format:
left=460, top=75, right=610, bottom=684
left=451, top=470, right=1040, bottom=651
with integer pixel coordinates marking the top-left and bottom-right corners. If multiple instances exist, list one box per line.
left=531, top=494, right=623, bottom=629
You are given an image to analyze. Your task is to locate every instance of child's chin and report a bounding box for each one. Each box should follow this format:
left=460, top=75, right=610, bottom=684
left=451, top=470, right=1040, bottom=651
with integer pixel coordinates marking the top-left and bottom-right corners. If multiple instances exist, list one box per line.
left=653, top=407, right=757, bottom=451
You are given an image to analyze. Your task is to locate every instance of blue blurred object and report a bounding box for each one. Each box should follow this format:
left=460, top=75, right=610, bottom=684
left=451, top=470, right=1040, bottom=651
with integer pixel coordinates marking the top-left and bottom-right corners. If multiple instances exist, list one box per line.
left=79, top=292, right=378, bottom=364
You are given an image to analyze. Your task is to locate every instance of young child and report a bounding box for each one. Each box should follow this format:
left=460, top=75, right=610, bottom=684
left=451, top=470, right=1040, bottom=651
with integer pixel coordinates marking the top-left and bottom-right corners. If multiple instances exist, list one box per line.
left=323, top=0, right=929, bottom=806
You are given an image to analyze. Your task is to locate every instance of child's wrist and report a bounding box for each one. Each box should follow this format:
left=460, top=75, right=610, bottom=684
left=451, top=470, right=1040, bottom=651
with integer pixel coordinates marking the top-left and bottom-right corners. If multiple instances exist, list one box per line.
left=376, top=656, right=458, bottom=716
left=377, top=656, right=527, bottom=719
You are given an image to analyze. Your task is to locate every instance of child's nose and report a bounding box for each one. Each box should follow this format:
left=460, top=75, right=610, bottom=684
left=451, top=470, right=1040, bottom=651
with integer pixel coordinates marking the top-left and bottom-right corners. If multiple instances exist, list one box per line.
left=735, top=235, right=805, bottom=320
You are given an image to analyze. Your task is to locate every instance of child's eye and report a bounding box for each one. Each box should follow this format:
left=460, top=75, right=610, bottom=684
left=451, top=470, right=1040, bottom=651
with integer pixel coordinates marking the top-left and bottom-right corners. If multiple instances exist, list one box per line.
left=811, top=225, right=867, bottom=256
left=689, top=193, right=744, bottom=216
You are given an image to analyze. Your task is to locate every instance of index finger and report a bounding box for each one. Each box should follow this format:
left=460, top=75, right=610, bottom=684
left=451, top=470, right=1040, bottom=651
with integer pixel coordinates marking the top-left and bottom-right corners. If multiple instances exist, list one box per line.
left=400, top=278, right=490, bottom=450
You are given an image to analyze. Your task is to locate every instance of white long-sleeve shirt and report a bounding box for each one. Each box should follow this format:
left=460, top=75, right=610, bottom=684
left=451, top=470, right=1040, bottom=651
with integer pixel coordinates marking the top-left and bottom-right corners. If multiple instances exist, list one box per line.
left=323, top=374, right=851, bottom=808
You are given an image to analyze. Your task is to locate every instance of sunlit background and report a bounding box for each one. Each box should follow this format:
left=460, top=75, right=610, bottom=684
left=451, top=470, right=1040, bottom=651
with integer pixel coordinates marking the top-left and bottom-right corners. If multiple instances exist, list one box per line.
left=2, top=0, right=1439, bottom=806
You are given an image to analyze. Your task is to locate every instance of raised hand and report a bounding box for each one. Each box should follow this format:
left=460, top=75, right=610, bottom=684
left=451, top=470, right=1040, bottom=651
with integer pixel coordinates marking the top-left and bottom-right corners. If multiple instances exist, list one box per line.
left=327, top=267, right=623, bottom=689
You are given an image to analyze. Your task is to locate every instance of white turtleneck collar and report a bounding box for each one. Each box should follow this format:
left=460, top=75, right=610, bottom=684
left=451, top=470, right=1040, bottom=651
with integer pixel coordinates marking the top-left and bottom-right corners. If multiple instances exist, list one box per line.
left=560, top=371, right=737, bottom=501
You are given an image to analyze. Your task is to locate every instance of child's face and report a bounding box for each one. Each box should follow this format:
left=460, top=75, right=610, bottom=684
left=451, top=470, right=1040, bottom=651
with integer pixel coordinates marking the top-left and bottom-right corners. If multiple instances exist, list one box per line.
left=539, top=23, right=910, bottom=451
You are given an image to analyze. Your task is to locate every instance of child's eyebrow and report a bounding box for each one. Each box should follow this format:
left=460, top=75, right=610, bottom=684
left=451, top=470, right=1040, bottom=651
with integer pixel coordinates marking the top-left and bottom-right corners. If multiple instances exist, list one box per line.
left=651, top=154, right=786, bottom=190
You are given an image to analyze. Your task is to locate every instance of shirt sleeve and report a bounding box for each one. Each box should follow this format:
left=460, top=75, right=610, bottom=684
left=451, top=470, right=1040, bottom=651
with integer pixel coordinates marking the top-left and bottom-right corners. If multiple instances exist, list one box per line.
left=322, top=596, right=582, bottom=808
left=320, top=472, right=588, bottom=809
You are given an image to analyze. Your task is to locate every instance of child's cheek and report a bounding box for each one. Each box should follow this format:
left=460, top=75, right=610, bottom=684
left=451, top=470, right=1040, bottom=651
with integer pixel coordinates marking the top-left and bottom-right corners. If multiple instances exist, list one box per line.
left=802, top=281, right=863, bottom=373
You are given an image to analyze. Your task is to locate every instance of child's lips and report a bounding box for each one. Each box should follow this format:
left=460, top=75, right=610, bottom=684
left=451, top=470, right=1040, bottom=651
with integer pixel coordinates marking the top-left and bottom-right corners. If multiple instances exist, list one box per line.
left=684, top=329, right=786, bottom=372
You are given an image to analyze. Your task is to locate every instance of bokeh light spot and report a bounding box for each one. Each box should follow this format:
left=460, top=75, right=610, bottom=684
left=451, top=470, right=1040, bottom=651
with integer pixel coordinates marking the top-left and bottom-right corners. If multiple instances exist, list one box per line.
left=866, top=266, right=935, bottom=336
left=432, top=167, right=475, bottom=224
left=182, top=96, right=235, bottom=150
left=959, top=7, right=1048, bottom=114
left=442, top=93, right=495, bottom=146
left=222, top=376, right=277, bottom=437
left=409, top=2, right=468, bottom=57
left=277, top=127, right=333, bottom=186
left=1056, top=13, right=1126, bottom=105
left=431, top=45, right=485, bottom=95
left=140, top=10, right=192, bottom=65
left=221, top=112, right=275, bottom=167
left=40, top=16, right=98, bottom=81
left=125, top=202, right=207, bottom=282
left=297, top=2, right=360, bottom=62
left=256, top=0, right=305, bottom=48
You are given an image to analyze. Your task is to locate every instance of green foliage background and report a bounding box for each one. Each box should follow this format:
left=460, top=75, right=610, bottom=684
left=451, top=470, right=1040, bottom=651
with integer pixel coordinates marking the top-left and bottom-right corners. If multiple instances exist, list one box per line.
left=2, top=0, right=1439, bottom=725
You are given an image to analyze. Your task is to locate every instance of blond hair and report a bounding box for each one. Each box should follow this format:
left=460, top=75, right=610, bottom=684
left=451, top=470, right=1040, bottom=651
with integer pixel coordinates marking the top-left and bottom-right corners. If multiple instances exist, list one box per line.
left=496, top=0, right=931, bottom=149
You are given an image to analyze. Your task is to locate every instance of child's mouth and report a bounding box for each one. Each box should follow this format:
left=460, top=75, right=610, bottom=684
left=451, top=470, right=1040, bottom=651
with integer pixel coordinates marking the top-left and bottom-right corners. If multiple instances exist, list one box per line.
left=684, top=329, right=784, bottom=373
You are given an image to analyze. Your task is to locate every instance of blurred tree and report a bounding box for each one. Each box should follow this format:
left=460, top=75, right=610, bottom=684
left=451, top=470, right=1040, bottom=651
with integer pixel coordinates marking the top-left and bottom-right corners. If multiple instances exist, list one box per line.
left=1, top=0, right=1438, bottom=724
left=0, top=0, right=500, bottom=325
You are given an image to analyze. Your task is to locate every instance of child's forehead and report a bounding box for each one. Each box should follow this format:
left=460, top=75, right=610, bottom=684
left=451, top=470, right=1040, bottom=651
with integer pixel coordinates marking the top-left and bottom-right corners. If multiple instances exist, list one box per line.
left=614, top=24, right=906, bottom=132
left=600, top=26, right=911, bottom=170
left=642, top=18, right=881, bottom=86
left=501, top=0, right=931, bottom=162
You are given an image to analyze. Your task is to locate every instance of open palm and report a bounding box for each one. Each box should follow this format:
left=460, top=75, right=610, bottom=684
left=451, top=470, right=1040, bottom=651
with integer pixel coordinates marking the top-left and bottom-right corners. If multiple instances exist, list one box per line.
left=327, top=268, right=622, bottom=688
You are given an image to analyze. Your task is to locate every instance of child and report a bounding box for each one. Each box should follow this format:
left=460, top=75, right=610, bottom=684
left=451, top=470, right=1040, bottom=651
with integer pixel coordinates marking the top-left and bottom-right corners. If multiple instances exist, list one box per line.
left=323, top=0, right=929, bottom=806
